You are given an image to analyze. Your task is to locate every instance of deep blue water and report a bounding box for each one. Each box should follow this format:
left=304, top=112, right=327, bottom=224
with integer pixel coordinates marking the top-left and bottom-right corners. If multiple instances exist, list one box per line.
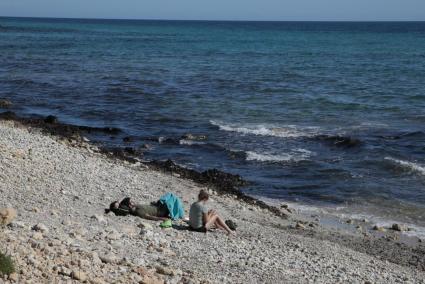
left=1, top=17, right=425, bottom=228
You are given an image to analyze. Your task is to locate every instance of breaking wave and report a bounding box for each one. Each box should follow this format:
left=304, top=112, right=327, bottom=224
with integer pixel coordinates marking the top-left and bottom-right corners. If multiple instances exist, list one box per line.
left=385, top=157, right=425, bottom=176
left=245, top=148, right=313, bottom=163
left=210, top=120, right=318, bottom=138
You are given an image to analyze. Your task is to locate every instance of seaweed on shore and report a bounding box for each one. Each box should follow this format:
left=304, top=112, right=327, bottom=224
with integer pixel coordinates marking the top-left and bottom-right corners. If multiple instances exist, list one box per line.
left=0, top=111, right=121, bottom=139
left=147, top=159, right=288, bottom=218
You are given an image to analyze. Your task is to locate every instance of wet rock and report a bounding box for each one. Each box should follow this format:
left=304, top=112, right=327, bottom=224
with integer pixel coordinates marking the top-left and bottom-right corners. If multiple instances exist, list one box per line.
left=392, top=223, right=408, bottom=232
left=122, top=136, right=134, bottom=143
left=158, top=137, right=179, bottom=145
left=181, top=133, right=207, bottom=140
left=44, top=115, right=58, bottom=124
left=0, top=98, right=12, bottom=108
left=0, top=208, right=17, bottom=226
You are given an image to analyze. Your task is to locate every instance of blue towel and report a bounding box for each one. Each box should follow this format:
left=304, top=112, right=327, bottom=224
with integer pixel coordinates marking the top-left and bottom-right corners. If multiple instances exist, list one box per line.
left=159, top=192, right=185, bottom=220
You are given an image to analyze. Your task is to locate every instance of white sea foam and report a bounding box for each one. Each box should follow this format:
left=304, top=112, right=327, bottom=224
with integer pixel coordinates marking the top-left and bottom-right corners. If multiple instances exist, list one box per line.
left=385, top=157, right=425, bottom=176
left=179, top=139, right=206, bottom=146
left=245, top=148, right=313, bottom=162
left=210, top=120, right=318, bottom=138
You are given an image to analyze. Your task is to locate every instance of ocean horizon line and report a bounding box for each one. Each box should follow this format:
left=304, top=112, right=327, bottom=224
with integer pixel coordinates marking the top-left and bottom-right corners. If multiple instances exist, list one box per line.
left=1, top=15, right=425, bottom=23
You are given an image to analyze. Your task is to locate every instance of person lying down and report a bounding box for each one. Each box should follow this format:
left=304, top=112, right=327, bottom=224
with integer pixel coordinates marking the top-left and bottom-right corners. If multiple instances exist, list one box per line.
left=106, top=197, right=171, bottom=221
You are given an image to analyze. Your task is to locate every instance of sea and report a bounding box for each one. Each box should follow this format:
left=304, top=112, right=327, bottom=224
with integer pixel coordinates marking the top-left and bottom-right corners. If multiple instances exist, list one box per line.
left=1, top=17, right=425, bottom=235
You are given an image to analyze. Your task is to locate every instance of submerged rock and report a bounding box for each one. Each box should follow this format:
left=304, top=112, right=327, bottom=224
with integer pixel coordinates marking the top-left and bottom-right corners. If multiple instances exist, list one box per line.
left=314, top=135, right=361, bottom=148
left=0, top=99, right=12, bottom=108
left=181, top=133, right=207, bottom=141
left=44, top=115, right=58, bottom=124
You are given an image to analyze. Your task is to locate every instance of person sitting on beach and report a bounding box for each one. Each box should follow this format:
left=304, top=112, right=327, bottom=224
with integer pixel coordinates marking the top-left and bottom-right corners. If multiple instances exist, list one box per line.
left=106, top=197, right=170, bottom=221
left=189, top=190, right=235, bottom=235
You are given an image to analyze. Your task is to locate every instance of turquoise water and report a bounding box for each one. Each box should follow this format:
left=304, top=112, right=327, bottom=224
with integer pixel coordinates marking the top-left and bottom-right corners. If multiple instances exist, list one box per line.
left=1, top=17, right=425, bottom=230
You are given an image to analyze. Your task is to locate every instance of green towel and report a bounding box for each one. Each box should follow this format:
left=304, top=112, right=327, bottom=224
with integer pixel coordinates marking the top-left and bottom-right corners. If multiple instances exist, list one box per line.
left=160, top=219, right=172, bottom=228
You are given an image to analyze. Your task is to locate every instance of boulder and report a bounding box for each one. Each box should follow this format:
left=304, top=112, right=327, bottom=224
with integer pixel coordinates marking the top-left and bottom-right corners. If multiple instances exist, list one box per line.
left=392, top=223, right=408, bottom=232
left=0, top=208, right=17, bottom=226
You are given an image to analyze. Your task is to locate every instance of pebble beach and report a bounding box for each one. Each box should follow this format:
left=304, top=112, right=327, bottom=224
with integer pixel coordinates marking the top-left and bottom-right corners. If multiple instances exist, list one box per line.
left=1, top=119, right=425, bottom=284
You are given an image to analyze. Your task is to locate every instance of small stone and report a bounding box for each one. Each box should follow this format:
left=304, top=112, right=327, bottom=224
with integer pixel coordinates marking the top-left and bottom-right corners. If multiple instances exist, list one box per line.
left=0, top=208, right=17, bottom=226
left=346, top=219, right=353, bottom=224
left=156, top=266, right=176, bottom=276
left=373, top=225, right=386, bottom=232
left=90, top=277, right=106, bottom=284
left=99, top=254, right=118, bottom=264
left=295, top=222, right=305, bottom=229
left=32, top=232, right=43, bottom=240
left=91, top=214, right=107, bottom=223
left=71, top=270, right=87, bottom=281
left=32, top=223, right=49, bottom=233
left=58, top=266, right=71, bottom=276
left=8, top=273, right=18, bottom=282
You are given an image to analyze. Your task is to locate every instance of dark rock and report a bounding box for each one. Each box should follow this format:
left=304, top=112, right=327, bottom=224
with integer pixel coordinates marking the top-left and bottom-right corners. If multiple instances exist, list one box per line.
left=158, top=137, right=179, bottom=145
left=0, top=99, right=12, bottom=108
left=0, top=111, right=17, bottom=119
left=44, top=115, right=58, bottom=124
left=181, top=133, right=207, bottom=141
left=123, top=136, right=134, bottom=143
left=0, top=112, right=122, bottom=140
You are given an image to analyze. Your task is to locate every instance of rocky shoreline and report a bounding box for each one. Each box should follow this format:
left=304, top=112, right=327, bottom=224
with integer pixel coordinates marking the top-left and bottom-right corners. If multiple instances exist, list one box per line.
left=1, top=115, right=425, bottom=283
